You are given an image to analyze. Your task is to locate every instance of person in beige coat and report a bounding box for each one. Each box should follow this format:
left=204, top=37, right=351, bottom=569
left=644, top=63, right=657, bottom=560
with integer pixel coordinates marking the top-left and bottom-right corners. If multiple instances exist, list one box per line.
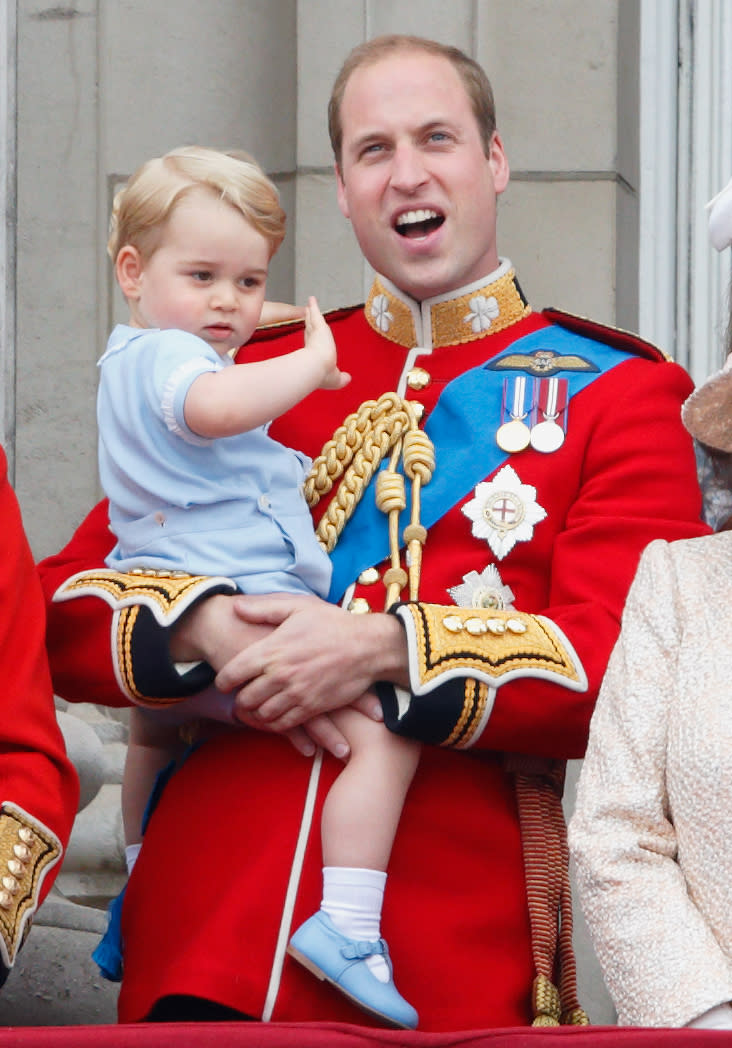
left=569, top=178, right=732, bottom=1031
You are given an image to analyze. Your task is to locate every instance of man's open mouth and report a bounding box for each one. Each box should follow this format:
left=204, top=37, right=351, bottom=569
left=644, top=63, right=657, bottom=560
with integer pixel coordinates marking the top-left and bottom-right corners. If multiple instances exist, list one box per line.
left=394, top=209, right=445, bottom=238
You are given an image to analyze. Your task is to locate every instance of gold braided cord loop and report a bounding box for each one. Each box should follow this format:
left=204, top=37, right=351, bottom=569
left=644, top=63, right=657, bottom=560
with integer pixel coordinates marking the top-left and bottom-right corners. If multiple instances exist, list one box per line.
left=305, top=394, right=415, bottom=554
left=304, top=394, right=434, bottom=608
left=304, top=393, right=410, bottom=511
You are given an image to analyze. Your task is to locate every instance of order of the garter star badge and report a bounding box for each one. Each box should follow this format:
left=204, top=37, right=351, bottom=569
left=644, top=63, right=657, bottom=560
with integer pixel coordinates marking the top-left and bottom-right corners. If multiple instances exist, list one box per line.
left=461, top=465, right=547, bottom=560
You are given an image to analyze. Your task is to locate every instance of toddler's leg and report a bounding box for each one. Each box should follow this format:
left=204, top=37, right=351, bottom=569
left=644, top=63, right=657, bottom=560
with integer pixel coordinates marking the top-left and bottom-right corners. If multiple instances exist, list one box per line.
left=321, top=706, right=419, bottom=870
left=122, top=707, right=187, bottom=872
left=288, top=706, right=420, bottom=1029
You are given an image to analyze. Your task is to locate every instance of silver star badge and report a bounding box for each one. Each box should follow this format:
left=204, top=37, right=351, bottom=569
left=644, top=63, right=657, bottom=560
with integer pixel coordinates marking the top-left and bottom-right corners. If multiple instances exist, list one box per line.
left=448, top=564, right=515, bottom=610
left=461, top=465, right=547, bottom=560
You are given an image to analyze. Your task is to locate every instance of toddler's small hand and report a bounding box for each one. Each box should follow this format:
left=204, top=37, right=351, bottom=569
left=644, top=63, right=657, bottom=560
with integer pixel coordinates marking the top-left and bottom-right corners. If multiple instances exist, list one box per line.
left=305, top=296, right=351, bottom=391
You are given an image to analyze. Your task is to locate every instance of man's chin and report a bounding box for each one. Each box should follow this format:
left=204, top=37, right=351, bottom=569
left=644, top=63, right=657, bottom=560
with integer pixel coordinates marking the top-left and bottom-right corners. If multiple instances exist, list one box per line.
left=384, top=268, right=457, bottom=303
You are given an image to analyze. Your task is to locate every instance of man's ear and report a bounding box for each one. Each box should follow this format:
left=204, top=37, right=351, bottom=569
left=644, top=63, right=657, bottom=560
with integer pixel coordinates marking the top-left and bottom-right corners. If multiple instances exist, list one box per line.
left=115, top=245, right=144, bottom=299
left=335, top=163, right=350, bottom=220
left=488, top=132, right=510, bottom=197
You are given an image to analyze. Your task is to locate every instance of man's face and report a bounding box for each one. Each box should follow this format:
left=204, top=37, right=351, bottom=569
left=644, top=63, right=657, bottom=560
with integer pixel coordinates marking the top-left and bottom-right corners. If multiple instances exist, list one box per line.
left=335, top=50, right=509, bottom=302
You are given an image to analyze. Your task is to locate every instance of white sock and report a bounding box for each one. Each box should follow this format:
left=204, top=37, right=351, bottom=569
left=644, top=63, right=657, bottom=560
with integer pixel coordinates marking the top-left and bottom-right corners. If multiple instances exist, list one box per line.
left=125, top=843, right=142, bottom=875
left=321, top=866, right=389, bottom=982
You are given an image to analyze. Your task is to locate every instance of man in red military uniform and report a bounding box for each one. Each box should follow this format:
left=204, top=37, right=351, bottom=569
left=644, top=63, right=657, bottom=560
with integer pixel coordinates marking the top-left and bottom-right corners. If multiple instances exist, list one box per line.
left=40, top=35, right=708, bottom=1029
left=0, top=445, right=78, bottom=987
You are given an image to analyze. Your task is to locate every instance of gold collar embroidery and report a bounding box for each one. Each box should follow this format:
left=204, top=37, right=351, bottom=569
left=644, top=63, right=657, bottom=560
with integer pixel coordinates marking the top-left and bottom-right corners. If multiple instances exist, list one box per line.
left=364, top=264, right=532, bottom=350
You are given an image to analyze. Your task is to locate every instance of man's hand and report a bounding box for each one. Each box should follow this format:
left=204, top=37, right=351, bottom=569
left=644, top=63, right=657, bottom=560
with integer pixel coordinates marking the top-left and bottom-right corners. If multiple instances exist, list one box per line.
left=214, top=593, right=409, bottom=732
left=169, top=592, right=390, bottom=759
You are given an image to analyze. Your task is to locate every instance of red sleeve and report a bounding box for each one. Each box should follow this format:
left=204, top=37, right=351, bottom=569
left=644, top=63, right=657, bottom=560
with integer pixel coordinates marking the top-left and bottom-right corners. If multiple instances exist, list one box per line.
left=38, top=498, right=132, bottom=707
left=0, top=445, right=78, bottom=880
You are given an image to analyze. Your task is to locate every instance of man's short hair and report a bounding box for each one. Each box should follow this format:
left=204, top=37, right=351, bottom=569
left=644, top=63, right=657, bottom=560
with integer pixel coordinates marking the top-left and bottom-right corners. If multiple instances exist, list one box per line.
left=328, top=35, right=497, bottom=168
left=108, top=145, right=286, bottom=262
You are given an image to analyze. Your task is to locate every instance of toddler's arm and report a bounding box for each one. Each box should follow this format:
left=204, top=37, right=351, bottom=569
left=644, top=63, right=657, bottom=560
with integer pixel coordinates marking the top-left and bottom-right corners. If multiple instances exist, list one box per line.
left=184, top=297, right=350, bottom=439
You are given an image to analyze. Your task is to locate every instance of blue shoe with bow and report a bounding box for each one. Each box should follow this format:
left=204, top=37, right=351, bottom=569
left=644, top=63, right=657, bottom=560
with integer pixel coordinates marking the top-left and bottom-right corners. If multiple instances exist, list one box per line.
left=287, top=910, right=418, bottom=1029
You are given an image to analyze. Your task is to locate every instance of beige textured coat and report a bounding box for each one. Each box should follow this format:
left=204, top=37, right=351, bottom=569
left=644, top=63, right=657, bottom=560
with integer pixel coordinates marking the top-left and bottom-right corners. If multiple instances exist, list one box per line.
left=570, top=532, right=732, bottom=1027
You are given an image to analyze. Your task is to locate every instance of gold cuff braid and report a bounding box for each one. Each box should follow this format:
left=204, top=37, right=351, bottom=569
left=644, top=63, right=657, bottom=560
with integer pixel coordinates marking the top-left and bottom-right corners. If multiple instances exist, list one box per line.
left=53, top=568, right=237, bottom=627
left=0, top=803, right=62, bottom=970
left=395, top=603, right=587, bottom=693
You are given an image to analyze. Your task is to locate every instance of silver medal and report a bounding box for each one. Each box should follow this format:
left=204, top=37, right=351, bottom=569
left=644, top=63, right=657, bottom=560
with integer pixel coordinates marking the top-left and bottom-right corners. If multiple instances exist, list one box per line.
left=530, top=377, right=566, bottom=454
left=530, top=419, right=565, bottom=453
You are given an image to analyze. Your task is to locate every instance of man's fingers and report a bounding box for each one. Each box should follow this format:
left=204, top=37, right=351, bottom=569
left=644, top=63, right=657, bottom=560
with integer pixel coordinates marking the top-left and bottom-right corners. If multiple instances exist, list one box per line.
left=231, top=593, right=315, bottom=627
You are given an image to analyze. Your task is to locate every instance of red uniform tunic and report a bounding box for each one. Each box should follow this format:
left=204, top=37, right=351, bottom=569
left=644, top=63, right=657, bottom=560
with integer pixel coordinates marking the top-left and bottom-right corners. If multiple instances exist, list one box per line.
left=40, top=266, right=708, bottom=1028
left=0, top=444, right=78, bottom=981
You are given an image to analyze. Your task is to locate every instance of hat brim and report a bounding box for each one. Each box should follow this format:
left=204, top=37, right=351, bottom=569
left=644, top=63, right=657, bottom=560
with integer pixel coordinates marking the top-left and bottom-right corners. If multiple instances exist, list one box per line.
left=682, top=364, right=732, bottom=451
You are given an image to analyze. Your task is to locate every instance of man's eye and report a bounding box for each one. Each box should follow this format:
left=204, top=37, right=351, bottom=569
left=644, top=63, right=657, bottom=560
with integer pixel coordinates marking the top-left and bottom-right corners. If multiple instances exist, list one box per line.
left=429, top=131, right=450, bottom=143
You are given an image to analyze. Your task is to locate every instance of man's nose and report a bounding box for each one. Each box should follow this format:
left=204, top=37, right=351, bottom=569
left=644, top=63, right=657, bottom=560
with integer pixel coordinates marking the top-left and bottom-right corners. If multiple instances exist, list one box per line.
left=390, top=143, right=429, bottom=193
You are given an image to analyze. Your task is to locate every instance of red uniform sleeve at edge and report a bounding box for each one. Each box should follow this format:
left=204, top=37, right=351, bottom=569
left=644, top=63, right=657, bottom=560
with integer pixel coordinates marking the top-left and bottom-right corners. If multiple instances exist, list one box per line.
left=1, top=448, right=78, bottom=865
left=38, top=498, right=131, bottom=707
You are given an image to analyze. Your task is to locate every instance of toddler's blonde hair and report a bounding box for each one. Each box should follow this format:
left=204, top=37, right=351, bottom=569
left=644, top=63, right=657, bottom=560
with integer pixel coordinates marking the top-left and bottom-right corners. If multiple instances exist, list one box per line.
left=108, top=145, right=286, bottom=262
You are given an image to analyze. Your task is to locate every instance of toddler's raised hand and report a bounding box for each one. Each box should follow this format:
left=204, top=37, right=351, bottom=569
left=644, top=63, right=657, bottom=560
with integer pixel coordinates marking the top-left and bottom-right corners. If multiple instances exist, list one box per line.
left=305, top=296, right=351, bottom=391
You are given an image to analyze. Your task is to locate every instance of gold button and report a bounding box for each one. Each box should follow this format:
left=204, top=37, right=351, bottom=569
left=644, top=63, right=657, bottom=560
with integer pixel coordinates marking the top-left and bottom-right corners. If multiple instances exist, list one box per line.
left=486, top=619, right=507, bottom=635
left=13, top=844, right=30, bottom=863
left=407, top=367, right=430, bottom=390
left=411, top=401, right=425, bottom=421
left=18, top=828, right=34, bottom=846
left=357, top=567, right=380, bottom=586
left=442, top=615, right=463, bottom=633
left=347, top=597, right=371, bottom=615
left=2, top=877, right=18, bottom=895
left=7, top=860, right=22, bottom=877
left=0, top=891, right=12, bottom=910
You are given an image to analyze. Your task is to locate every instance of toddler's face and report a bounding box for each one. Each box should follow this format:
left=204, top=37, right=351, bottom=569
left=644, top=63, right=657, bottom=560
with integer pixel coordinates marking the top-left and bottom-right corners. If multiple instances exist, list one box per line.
left=130, top=187, right=270, bottom=354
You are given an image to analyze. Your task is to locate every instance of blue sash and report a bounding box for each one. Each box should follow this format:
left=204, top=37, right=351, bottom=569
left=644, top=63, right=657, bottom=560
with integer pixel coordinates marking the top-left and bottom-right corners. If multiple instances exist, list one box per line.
left=327, top=324, right=633, bottom=601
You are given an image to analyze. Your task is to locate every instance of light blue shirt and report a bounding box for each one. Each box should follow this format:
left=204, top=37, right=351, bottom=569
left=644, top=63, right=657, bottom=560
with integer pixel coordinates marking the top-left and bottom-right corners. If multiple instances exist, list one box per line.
left=98, top=325, right=332, bottom=598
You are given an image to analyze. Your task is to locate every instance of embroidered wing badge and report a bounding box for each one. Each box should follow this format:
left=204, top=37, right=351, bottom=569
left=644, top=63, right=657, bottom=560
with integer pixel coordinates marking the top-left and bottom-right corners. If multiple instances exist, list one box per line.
left=486, top=349, right=598, bottom=376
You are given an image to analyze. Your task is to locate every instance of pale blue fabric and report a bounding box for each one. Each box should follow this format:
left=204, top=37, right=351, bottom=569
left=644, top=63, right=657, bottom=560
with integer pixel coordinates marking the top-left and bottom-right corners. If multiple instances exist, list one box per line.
left=98, top=325, right=331, bottom=597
